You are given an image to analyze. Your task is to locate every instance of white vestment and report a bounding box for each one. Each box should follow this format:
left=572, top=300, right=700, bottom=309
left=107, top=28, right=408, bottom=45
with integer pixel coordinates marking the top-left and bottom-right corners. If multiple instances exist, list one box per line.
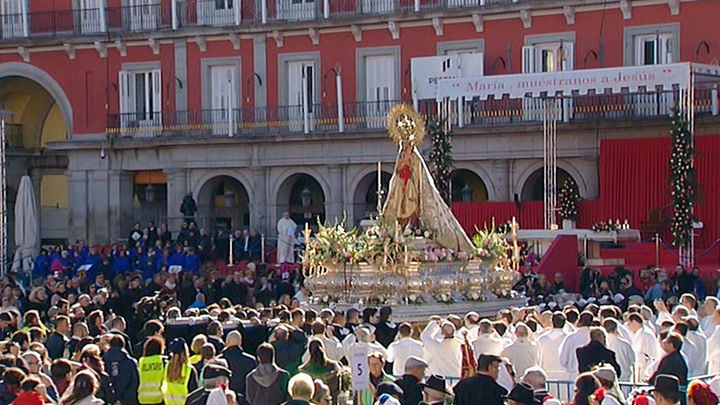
left=471, top=333, right=505, bottom=358
left=559, top=327, right=590, bottom=379
left=708, top=328, right=720, bottom=374
left=538, top=328, right=571, bottom=380
left=387, top=337, right=425, bottom=376
left=502, top=337, right=539, bottom=377
left=631, top=325, right=658, bottom=378
left=420, top=322, right=462, bottom=378
left=607, top=334, right=636, bottom=381
left=276, top=217, right=297, bottom=263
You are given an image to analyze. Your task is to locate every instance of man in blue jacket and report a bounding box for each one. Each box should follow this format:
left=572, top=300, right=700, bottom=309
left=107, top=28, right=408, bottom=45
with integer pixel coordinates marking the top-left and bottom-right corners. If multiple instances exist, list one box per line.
left=103, top=334, right=140, bottom=405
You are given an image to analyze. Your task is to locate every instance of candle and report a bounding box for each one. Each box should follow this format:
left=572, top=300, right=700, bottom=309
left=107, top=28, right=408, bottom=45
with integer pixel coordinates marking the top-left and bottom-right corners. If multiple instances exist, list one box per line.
left=261, top=234, right=265, bottom=263
left=229, top=235, right=233, bottom=265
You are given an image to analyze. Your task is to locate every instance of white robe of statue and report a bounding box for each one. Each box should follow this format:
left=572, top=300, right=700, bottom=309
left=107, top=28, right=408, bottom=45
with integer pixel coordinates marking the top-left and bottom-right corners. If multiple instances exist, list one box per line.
left=276, top=216, right=297, bottom=263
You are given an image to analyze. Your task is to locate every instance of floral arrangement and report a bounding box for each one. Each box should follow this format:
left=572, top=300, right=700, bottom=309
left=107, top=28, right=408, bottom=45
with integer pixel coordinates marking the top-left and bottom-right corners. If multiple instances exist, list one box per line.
left=416, top=246, right=469, bottom=263
left=471, top=223, right=511, bottom=264
left=407, top=293, right=424, bottom=304
left=358, top=217, right=419, bottom=271
left=410, top=223, right=435, bottom=240
left=434, top=292, right=454, bottom=304
left=301, top=218, right=359, bottom=271
left=465, top=290, right=484, bottom=301
left=591, top=220, right=620, bottom=233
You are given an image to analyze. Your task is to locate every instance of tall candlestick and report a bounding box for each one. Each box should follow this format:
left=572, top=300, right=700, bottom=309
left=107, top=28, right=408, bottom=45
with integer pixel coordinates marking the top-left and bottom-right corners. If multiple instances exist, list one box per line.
left=229, top=235, right=233, bottom=265
left=377, top=161, right=382, bottom=214
left=261, top=234, right=265, bottom=264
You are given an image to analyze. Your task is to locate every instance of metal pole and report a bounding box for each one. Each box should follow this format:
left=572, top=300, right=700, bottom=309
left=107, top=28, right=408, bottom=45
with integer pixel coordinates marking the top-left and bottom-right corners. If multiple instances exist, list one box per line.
left=0, top=111, right=10, bottom=277
left=336, top=74, right=344, bottom=132
left=655, top=233, right=660, bottom=268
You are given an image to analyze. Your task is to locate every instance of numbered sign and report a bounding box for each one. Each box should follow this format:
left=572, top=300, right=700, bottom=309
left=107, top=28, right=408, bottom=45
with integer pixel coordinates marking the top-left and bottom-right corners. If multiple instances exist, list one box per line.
left=350, top=344, right=369, bottom=391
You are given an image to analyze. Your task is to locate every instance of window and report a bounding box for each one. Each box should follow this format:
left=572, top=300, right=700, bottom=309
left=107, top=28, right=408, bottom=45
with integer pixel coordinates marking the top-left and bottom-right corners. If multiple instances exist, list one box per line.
left=119, top=69, right=162, bottom=127
left=79, top=0, right=104, bottom=34
left=0, top=0, right=26, bottom=38
left=129, top=0, right=159, bottom=31
left=216, top=0, right=233, bottom=9
left=357, top=49, right=398, bottom=128
left=634, top=33, right=673, bottom=65
left=522, top=42, right=574, bottom=73
left=624, top=24, right=679, bottom=66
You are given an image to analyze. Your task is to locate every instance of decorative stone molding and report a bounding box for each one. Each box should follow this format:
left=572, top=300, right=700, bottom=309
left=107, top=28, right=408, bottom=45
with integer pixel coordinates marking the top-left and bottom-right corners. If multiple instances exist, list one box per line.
left=194, top=36, right=207, bottom=52
left=432, top=17, right=443, bottom=36
left=520, top=9, right=531, bottom=29
left=114, top=39, right=126, bottom=57
left=472, top=14, right=483, bottom=32
left=308, top=28, right=319, bottom=45
left=229, top=33, right=241, bottom=50
left=63, top=43, right=75, bottom=60
left=351, top=25, right=362, bottom=42
left=94, top=41, right=107, bottom=58
left=272, top=30, right=284, bottom=48
left=620, top=0, right=632, bottom=19
left=148, top=38, right=160, bottom=55
left=388, top=21, right=400, bottom=40
left=563, top=5, right=575, bottom=25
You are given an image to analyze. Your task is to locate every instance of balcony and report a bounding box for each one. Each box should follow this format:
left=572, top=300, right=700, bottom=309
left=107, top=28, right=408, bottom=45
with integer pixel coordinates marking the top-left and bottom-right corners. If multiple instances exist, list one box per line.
left=106, top=88, right=720, bottom=139
left=0, top=0, right=525, bottom=41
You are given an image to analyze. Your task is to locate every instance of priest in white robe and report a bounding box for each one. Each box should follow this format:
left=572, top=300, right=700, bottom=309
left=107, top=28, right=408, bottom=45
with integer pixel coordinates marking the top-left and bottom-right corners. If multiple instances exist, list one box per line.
left=538, top=314, right=571, bottom=380
left=276, top=211, right=297, bottom=264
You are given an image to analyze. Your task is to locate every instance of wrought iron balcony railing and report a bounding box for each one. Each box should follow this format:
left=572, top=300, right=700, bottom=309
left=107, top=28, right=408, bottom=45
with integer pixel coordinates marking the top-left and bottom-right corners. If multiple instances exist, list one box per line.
left=0, top=0, right=526, bottom=41
left=106, top=89, right=719, bottom=139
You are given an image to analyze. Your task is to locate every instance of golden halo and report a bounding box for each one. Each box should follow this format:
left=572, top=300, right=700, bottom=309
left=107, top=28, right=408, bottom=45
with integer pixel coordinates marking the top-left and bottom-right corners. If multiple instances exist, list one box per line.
left=386, top=103, right=425, bottom=147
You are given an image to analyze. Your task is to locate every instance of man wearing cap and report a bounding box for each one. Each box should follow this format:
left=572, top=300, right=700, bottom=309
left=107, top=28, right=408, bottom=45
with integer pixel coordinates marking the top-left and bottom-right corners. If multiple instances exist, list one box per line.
left=395, top=356, right=428, bottom=405
left=651, top=375, right=683, bottom=405
left=419, top=375, right=451, bottom=405
left=185, top=364, right=232, bottom=405
left=420, top=317, right=461, bottom=378
left=506, top=382, right=541, bottom=405
left=453, top=354, right=507, bottom=405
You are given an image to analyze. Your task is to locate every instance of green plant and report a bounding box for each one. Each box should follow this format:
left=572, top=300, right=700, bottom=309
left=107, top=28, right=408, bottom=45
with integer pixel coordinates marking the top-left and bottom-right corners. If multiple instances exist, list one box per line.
left=301, top=217, right=359, bottom=270
left=668, top=108, right=697, bottom=248
left=558, top=179, right=579, bottom=220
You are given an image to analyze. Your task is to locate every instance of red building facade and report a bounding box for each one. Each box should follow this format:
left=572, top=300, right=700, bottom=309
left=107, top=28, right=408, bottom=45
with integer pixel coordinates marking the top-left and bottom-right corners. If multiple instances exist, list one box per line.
left=0, top=0, right=718, bottom=244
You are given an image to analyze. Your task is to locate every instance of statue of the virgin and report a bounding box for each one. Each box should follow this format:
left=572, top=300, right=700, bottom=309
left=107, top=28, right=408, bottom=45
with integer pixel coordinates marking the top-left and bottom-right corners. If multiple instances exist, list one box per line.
left=381, top=104, right=474, bottom=254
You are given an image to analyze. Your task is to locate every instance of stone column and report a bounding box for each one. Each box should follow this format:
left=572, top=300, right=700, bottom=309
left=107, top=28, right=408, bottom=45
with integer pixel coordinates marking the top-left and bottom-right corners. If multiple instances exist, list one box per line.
left=164, top=168, right=188, bottom=233
left=66, top=170, right=88, bottom=243
left=107, top=171, right=134, bottom=244
left=580, top=156, right=599, bottom=200
left=492, top=159, right=511, bottom=201
left=251, top=166, right=267, bottom=234
left=326, top=165, right=343, bottom=222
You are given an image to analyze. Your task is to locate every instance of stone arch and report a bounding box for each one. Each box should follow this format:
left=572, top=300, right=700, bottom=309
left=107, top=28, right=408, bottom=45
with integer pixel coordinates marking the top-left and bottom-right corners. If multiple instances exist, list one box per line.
left=450, top=169, right=489, bottom=202
left=450, top=163, right=496, bottom=201
left=517, top=161, right=585, bottom=202
left=196, top=175, right=251, bottom=232
left=0, top=62, right=73, bottom=138
left=274, top=171, right=327, bottom=227
left=350, top=169, right=392, bottom=226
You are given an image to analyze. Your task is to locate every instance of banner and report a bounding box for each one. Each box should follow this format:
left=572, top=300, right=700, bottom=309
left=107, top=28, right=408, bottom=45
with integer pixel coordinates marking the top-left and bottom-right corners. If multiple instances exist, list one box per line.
left=437, top=62, right=695, bottom=100
left=412, top=53, right=484, bottom=100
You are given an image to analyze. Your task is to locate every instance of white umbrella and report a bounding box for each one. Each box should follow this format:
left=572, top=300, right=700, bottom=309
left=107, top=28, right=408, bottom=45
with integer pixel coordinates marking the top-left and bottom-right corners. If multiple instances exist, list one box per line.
left=11, top=175, right=39, bottom=276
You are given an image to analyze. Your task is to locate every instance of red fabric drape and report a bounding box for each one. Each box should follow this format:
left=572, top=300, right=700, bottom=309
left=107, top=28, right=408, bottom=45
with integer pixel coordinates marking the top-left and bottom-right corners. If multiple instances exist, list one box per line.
left=452, top=136, right=720, bottom=247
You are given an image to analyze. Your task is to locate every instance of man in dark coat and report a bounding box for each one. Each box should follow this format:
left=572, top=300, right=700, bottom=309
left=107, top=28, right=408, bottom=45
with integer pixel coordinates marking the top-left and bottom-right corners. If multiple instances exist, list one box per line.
left=649, top=332, right=688, bottom=385
left=186, top=364, right=232, bottom=405
left=246, top=344, right=290, bottom=405
left=453, top=354, right=507, bottom=405
left=46, top=315, right=70, bottom=360
left=271, top=326, right=308, bottom=376
left=576, top=327, right=622, bottom=377
left=103, top=334, right=139, bottom=405
left=219, top=331, right=257, bottom=398
left=395, top=356, right=428, bottom=405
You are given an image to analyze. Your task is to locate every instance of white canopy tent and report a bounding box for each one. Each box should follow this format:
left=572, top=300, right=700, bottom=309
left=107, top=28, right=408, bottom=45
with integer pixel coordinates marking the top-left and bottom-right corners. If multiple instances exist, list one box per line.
left=11, top=175, right=39, bottom=278
left=435, top=62, right=720, bottom=266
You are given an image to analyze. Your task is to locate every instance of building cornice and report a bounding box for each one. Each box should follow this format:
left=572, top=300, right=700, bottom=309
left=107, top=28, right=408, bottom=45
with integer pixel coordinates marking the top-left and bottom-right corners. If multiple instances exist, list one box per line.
left=0, top=0, right=703, bottom=52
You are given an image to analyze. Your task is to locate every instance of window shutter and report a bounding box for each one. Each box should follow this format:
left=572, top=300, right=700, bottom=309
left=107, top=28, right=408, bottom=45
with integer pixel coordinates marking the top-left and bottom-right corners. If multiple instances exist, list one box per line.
left=561, top=42, right=574, bottom=71
left=118, top=70, right=135, bottom=114
left=522, top=45, right=536, bottom=73
left=151, top=69, right=162, bottom=122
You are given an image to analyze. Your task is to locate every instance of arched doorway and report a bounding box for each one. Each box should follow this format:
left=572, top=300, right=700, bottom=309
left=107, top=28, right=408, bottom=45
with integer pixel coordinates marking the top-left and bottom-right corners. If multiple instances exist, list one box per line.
left=0, top=69, right=70, bottom=246
left=198, top=176, right=250, bottom=233
left=450, top=169, right=488, bottom=203
left=352, top=171, right=392, bottom=226
left=277, top=173, right=325, bottom=228
left=520, top=168, right=576, bottom=201
left=133, top=171, right=168, bottom=227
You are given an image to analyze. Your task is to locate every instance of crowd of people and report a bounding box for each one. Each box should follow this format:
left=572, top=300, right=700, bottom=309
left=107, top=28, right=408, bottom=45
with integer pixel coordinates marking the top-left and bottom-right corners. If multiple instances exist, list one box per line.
left=0, top=220, right=717, bottom=405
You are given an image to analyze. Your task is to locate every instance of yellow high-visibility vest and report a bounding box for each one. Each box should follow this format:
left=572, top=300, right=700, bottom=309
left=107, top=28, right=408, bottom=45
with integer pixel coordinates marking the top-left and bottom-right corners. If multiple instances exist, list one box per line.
left=161, top=363, right=192, bottom=405
left=137, top=355, right=165, bottom=404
